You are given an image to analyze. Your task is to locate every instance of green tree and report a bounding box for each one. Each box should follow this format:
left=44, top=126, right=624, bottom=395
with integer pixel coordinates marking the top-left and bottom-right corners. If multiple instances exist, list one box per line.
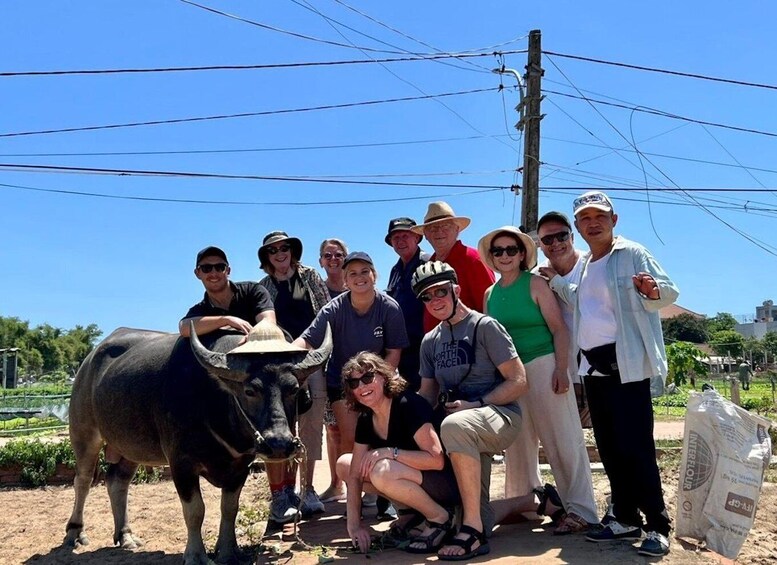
left=742, top=336, right=764, bottom=361
left=0, top=316, right=102, bottom=377
left=709, top=329, right=744, bottom=359
left=666, top=341, right=709, bottom=387
left=707, top=312, right=738, bottom=334
left=662, top=313, right=709, bottom=343
left=762, top=331, right=777, bottom=362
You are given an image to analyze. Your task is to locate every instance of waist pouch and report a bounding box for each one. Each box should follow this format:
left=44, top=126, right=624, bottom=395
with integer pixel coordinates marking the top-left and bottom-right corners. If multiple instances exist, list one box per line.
left=581, top=342, right=619, bottom=377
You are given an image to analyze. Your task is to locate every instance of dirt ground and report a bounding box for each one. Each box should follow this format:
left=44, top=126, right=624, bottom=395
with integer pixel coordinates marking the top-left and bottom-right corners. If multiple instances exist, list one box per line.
left=1, top=423, right=776, bottom=564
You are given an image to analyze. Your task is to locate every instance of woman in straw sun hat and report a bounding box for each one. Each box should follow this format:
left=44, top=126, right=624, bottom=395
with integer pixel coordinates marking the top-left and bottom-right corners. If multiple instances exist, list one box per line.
left=478, top=226, right=598, bottom=534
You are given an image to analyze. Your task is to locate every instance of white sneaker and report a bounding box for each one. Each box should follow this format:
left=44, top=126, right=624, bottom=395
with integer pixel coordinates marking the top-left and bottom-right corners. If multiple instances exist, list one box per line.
left=638, top=531, right=670, bottom=556
left=270, top=489, right=300, bottom=523
left=301, top=488, right=325, bottom=514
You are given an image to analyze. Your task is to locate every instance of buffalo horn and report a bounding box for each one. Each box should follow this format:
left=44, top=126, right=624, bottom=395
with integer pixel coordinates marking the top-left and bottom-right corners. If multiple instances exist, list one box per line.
left=293, top=323, right=333, bottom=378
left=189, top=321, right=249, bottom=382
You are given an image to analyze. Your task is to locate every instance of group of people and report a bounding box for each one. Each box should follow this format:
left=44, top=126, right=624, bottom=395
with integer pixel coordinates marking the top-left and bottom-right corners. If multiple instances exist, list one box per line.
left=179, top=189, right=679, bottom=560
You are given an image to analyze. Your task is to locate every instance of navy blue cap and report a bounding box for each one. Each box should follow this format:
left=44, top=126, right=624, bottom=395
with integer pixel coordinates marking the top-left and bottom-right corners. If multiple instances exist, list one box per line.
left=342, top=251, right=374, bottom=270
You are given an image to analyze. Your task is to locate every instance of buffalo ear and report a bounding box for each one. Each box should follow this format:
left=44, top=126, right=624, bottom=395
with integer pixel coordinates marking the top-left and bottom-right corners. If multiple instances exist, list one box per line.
left=292, top=323, right=332, bottom=382
left=189, top=321, right=250, bottom=382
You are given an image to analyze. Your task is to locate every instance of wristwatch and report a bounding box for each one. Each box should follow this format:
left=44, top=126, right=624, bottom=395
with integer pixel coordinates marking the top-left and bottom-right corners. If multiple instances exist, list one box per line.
left=392, top=447, right=399, bottom=460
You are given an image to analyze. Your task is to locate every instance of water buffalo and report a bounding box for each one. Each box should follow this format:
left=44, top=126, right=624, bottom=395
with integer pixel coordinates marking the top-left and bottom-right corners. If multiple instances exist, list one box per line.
left=64, top=320, right=331, bottom=564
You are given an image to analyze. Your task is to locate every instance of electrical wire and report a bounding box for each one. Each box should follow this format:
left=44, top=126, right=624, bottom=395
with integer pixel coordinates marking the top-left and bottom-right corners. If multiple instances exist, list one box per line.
left=545, top=89, right=777, bottom=139
left=0, top=51, right=527, bottom=78
left=546, top=56, right=777, bottom=257
left=294, top=0, right=517, bottom=154
left=329, top=0, right=497, bottom=73
left=0, top=162, right=513, bottom=189
left=543, top=50, right=777, bottom=92
left=0, top=180, right=505, bottom=206
left=0, top=134, right=511, bottom=158
left=0, top=87, right=497, bottom=139
left=287, top=0, right=488, bottom=75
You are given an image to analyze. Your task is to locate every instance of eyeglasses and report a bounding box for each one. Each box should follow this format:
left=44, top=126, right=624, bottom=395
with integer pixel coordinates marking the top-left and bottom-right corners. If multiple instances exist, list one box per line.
left=266, top=244, right=291, bottom=255
left=322, top=251, right=345, bottom=260
left=539, top=231, right=571, bottom=246
left=345, top=371, right=376, bottom=389
left=197, top=263, right=227, bottom=273
left=419, top=287, right=450, bottom=303
left=490, top=246, right=522, bottom=257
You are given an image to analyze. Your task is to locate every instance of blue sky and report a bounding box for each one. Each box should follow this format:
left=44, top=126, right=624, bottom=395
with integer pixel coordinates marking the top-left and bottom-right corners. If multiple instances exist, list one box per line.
left=2, top=1, right=776, bottom=335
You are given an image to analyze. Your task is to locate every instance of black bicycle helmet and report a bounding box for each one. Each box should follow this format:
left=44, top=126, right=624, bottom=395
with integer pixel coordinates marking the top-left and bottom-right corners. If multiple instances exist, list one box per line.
left=412, top=261, right=458, bottom=297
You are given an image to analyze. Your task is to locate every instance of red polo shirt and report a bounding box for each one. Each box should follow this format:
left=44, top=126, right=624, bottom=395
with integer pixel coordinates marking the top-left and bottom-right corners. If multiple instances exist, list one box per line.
left=423, top=240, right=495, bottom=332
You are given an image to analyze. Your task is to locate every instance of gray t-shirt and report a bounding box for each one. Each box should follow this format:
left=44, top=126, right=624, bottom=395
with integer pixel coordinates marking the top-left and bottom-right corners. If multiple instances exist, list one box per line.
left=420, top=311, right=520, bottom=417
left=301, top=291, right=409, bottom=388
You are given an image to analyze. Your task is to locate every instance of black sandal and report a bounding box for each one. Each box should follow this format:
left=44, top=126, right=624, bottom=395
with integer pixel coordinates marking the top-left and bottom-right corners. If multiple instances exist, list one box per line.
left=533, top=483, right=566, bottom=527
left=388, top=509, right=425, bottom=541
left=437, top=524, right=490, bottom=561
left=406, top=511, right=454, bottom=554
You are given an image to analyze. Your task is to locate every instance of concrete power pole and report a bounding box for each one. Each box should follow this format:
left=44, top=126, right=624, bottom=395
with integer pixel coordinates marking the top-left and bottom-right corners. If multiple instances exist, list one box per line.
left=520, top=29, right=544, bottom=233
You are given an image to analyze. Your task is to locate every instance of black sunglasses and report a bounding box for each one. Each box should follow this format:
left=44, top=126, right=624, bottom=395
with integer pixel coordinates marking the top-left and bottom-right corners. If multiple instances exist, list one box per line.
left=267, top=244, right=291, bottom=255
left=419, top=287, right=450, bottom=303
left=345, top=371, right=376, bottom=389
left=322, top=251, right=345, bottom=260
left=197, top=263, right=227, bottom=273
left=490, top=246, right=522, bottom=257
left=540, top=231, right=571, bottom=246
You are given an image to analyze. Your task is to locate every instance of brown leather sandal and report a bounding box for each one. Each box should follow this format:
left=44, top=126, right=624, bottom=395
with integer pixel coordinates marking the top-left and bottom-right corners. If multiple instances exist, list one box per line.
left=553, top=512, right=590, bottom=535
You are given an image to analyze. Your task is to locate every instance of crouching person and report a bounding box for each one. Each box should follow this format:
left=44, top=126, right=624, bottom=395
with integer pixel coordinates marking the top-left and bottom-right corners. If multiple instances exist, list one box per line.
left=414, top=261, right=528, bottom=561
left=338, top=352, right=460, bottom=555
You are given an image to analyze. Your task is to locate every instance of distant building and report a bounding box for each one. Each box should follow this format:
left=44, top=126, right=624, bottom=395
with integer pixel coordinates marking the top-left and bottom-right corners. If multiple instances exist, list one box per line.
left=735, top=299, right=777, bottom=339
left=659, top=304, right=704, bottom=320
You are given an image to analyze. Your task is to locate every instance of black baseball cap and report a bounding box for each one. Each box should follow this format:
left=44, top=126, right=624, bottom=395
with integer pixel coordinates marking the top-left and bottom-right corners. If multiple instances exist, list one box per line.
left=537, top=211, right=572, bottom=232
left=342, top=251, right=374, bottom=270
left=196, top=246, right=228, bottom=266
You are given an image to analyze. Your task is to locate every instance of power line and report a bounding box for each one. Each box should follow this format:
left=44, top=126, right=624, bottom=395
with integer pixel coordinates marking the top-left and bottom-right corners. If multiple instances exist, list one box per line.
left=0, top=162, right=513, bottom=189
left=0, top=134, right=511, bottom=158
left=286, top=0, right=489, bottom=75
left=329, top=0, right=497, bottom=74
left=0, top=180, right=504, bottom=206
left=546, top=57, right=777, bottom=256
left=545, top=88, right=777, bottom=139
left=544, top=135, right=777, bottom=177
left=0, top=87, right=498, bottom=139
left=0, top=51, right=526, bottom=78
left=292, top=0, right=516, bottom=154
left=543, top=50, right=777, bottom=92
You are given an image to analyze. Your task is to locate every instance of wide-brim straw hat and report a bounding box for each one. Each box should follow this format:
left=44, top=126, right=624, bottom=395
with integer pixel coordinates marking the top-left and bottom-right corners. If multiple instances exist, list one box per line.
left=258, top=230, right=303, bottom=267
left=410, top=201, right=471, bottom=234
left=228, top=319, right=308, bottom=354
left=477, top=225, right=537, bottom=272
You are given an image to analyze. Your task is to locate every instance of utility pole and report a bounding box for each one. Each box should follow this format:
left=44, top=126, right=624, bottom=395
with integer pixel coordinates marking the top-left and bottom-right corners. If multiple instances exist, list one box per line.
left=520, top=29, right=544, bottom=233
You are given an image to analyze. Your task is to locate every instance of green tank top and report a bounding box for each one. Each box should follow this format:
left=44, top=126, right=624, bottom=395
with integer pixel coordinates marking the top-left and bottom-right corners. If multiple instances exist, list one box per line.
left=488, top=273, right=554, bottom=363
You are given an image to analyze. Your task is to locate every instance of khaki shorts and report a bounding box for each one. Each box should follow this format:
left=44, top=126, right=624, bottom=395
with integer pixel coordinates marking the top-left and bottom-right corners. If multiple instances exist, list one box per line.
left=298, top=369, right=326, bottom=460
left=440, top=406, right=521, bottom=460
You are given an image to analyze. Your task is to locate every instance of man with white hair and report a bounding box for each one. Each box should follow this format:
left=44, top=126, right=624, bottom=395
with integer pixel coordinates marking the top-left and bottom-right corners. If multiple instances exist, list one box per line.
left=411, top=202, right=494, bottom=332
